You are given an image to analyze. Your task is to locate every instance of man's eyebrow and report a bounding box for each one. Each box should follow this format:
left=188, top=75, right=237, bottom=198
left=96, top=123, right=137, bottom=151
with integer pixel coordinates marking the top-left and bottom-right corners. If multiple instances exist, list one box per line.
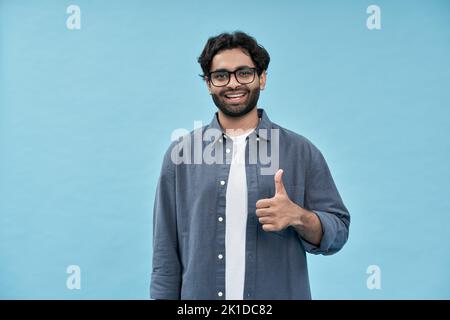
left=210, top=65, right=254, bottom=73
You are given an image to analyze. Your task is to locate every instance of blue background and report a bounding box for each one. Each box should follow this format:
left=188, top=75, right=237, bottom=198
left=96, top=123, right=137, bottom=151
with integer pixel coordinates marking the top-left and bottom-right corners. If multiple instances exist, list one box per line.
left=1, top=0, right=449, bottom=299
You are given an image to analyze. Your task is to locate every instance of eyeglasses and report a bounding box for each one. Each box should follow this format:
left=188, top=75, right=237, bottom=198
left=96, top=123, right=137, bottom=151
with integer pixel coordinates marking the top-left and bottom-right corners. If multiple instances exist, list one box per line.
left=208, top=67, right=257, bottom=87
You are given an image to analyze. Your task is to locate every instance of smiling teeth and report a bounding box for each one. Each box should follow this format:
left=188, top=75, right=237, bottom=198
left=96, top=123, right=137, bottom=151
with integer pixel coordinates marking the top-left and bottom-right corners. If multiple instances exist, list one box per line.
left=226, top=93, right=245, bottom=98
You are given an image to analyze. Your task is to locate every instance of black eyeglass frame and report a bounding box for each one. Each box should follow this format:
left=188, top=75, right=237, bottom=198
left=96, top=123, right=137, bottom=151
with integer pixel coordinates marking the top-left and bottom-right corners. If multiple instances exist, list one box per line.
left=207, top=67, right=258, bottom=87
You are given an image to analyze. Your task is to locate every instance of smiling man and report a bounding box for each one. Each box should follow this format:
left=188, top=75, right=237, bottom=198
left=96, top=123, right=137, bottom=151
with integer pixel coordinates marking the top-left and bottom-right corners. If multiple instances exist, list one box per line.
left=151, top=31, right=350, bottom=300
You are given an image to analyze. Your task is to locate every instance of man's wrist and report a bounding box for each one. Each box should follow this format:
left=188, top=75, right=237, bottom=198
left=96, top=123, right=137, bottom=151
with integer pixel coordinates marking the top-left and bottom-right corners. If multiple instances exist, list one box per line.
left=289, top=204, right=307, bottom=229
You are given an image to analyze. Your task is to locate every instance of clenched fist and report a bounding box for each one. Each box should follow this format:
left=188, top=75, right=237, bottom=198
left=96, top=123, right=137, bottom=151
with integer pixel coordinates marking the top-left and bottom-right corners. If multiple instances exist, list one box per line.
left=255, top=169, right=323, bottom=245
left=255, top=169, right=302, bottom=232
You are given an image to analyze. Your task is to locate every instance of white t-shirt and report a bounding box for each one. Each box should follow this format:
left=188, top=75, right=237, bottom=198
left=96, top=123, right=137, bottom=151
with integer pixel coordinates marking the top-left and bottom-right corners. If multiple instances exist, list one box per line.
left=225, top=130, right=254, bottom=300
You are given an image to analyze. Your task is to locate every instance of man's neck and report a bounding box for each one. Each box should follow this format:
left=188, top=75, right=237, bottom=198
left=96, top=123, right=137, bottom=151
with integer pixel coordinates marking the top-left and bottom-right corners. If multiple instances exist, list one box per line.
left=217, top=107, right=259, bottom=137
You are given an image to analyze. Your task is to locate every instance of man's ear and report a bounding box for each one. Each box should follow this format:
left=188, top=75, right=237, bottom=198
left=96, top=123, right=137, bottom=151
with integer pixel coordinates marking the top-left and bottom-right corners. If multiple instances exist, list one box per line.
left=259, top=70, right=267, bottom=91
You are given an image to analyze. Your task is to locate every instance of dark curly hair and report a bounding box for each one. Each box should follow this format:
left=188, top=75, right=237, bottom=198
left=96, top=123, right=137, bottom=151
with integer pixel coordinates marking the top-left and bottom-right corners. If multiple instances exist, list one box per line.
left=198, top=31, right=270, bottom=78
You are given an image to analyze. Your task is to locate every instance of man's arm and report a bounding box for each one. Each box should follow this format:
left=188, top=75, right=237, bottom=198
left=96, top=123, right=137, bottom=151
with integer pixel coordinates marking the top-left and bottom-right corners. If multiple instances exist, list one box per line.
left=150, top=142, right=182, bottom=299
left=290, top=207, right=323, bottom=246
left=255, top=145, right=350, bottom=255
left=299, top=144, right=350, bottom=255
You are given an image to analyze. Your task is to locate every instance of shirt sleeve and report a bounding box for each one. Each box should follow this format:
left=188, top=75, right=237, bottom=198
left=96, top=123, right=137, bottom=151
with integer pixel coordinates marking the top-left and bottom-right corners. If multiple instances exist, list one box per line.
left=300, top=144, right=350, bottom=255
left=150, top=142, right=182, bottom=299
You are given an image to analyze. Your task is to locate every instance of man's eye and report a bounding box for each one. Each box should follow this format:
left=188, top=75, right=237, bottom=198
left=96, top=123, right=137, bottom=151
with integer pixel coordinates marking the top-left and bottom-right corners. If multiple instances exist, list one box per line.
left=213, top=73, right=228, bottom=80
left=238, top=70, right=253, bottom=77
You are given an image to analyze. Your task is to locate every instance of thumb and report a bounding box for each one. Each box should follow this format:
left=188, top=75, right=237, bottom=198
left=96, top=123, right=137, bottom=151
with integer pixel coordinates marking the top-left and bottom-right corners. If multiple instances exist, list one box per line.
left=274, top=169, right=286, bottom=195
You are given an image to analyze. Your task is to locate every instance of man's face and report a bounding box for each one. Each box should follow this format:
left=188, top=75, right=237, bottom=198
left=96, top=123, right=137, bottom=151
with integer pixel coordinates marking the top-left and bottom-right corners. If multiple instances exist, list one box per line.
left=207, top=48, right=266, bottom=117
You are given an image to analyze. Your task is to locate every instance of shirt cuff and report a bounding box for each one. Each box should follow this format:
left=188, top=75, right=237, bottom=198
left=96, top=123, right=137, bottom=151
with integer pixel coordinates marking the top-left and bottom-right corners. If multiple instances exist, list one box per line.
left=299, top=210, right=336, bottom=255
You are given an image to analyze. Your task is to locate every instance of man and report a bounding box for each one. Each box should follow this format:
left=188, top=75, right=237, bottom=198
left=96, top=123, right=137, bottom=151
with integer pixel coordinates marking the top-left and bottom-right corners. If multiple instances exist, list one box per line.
left=151, top=31, right=350, bottom=300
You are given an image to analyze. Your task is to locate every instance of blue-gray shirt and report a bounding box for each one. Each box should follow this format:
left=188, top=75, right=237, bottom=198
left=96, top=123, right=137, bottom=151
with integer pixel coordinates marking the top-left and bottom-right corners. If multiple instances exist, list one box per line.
left=150, top=109, right=350, bottom=300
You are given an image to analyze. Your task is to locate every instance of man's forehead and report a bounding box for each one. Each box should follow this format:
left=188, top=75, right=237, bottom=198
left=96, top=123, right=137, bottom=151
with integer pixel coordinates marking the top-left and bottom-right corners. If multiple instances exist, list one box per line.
left=211, top=48, right=255, bottom=70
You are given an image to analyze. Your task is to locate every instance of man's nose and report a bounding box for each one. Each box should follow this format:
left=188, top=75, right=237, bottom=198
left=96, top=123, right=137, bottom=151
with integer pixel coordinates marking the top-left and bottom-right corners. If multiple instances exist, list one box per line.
left=227, top=73, right=240, bottom=89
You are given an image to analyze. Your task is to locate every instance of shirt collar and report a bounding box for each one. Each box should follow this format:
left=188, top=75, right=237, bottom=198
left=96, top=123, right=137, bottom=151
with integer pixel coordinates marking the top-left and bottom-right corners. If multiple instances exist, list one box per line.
left=208, top=108, right=273, bottom=144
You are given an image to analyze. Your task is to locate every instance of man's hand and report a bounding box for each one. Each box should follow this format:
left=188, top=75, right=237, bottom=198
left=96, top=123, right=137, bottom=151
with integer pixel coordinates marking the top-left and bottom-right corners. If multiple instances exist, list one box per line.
left=255, top=169, right=302, bottom=232
left=255, top=169, right=323, bottom=245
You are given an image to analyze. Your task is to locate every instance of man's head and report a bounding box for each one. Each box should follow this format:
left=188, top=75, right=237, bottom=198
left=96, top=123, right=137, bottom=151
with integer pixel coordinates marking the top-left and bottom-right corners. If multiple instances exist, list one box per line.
left=198, top=31, right=270, bottom=117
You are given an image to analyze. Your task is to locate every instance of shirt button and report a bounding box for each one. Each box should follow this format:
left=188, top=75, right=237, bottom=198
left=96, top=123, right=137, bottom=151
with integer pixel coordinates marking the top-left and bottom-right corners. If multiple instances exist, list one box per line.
left=246, top=292, right=252, bottom=298
left=226, top=148, right=231, bottom=153
left=220, top=180, right=225, bottom=186
left=218, top=254, right=223, bottom=260
left=218, top=291, right=223, bottom=297
left=218, top=217, right=223, bottom=222
left=219, top=138, right=223, bottom=143
left=256, top=137, right=260, bottom=141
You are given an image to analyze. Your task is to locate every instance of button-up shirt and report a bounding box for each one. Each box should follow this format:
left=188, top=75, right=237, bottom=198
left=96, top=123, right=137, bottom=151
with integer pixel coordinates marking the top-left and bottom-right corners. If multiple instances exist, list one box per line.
left=150, top=108, right=350, bottom=300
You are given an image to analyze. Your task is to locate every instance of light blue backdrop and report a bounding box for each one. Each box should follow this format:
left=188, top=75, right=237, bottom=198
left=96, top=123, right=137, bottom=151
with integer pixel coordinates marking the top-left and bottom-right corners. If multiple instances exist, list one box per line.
left=1, top=0, right=449, bottom=299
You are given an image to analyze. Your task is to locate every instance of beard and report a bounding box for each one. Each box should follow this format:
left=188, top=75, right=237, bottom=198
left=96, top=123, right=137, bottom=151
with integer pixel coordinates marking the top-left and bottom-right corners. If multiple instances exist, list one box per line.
left=211, top=85, right=260, bottom=118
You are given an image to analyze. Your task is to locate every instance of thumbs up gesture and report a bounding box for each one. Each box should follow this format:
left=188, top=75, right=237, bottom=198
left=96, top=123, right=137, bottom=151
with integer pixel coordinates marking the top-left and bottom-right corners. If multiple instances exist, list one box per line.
left=256, top=169, right=303, bottom=232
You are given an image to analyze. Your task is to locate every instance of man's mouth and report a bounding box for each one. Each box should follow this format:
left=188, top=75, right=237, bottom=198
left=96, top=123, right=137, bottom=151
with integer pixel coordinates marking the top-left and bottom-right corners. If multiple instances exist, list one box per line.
left=223, top=91, right=247, bottom=104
